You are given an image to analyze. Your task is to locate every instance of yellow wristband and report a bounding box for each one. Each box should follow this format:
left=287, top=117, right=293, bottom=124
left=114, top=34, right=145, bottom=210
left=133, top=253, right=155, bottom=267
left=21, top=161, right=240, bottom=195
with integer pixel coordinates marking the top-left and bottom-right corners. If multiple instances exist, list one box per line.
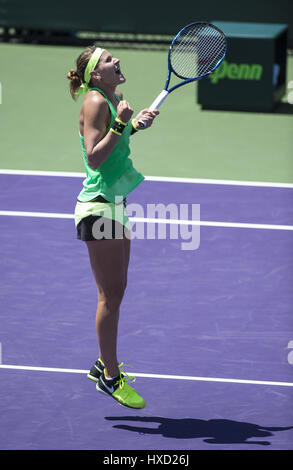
left=110, top=127, right=122, bottom=136
left=131, top=119, right=140, bottom=131
left=115, top=118, right=128, bottom=126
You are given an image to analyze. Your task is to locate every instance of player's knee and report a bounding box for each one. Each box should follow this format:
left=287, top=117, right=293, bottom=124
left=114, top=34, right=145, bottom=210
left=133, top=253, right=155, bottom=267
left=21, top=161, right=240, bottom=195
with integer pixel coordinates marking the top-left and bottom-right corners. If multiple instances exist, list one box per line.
left=99, top=280, right=127, bottom=310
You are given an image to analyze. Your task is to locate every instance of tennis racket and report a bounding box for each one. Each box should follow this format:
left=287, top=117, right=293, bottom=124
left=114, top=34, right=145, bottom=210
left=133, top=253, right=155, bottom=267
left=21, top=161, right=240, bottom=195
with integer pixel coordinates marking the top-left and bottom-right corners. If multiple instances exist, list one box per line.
left=139, top=22, right=227, bottom=126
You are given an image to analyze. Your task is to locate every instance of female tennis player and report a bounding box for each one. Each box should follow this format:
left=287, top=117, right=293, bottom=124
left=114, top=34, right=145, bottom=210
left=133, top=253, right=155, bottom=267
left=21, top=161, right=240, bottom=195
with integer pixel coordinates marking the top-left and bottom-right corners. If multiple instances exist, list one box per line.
left=67, top=46, right=158, bottom=409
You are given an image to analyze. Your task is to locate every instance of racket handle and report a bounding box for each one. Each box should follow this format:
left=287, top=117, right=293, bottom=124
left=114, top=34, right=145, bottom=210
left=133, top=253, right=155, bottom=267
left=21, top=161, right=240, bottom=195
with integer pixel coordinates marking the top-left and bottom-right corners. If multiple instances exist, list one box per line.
left=138, top=90, right=169, bottom=127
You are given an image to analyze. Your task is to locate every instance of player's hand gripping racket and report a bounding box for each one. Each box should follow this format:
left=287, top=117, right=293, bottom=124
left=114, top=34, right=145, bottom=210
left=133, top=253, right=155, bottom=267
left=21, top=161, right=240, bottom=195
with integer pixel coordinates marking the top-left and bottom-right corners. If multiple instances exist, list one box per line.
left=139, top=22, right=227, bottom=127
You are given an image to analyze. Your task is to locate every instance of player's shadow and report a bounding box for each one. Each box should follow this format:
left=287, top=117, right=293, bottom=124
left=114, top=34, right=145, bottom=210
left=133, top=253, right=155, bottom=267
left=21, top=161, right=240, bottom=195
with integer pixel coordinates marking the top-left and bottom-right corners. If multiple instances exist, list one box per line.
left=105, top=416, right=293, bottom=446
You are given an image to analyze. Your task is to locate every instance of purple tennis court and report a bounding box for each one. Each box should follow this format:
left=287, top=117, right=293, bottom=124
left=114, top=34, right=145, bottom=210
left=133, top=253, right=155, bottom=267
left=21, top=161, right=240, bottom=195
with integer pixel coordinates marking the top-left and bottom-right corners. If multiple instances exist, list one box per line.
left=0, top=171, right=293, bottom=450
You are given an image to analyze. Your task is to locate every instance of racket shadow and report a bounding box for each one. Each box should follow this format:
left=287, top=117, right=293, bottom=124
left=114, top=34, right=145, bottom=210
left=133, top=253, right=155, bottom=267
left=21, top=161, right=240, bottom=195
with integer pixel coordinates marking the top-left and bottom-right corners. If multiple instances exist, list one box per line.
left=104, top=416, right=293, bottom=445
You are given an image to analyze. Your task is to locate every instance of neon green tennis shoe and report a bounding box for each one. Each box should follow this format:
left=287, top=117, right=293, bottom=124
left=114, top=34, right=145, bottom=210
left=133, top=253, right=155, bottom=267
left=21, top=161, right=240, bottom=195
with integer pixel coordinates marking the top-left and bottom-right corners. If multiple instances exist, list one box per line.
left=96, top=363, right=146, bottom=409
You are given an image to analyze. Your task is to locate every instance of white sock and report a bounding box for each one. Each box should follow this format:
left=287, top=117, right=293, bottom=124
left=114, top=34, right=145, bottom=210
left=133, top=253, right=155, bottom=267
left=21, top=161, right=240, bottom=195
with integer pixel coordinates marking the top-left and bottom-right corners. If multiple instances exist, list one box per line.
left=105, top=373, right=119, bottom=381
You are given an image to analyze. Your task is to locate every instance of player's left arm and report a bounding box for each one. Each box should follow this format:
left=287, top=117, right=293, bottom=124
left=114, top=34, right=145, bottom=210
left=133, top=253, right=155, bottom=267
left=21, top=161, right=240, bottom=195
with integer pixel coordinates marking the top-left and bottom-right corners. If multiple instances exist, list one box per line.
left=133, top=109, right=159, bottom=129
left=115, top=88, right=159, bottom=129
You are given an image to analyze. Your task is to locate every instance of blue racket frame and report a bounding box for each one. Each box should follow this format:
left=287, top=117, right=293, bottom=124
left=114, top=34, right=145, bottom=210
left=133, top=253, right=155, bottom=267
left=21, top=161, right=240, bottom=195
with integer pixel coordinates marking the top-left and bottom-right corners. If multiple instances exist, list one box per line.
left=138, top=22, right=227, bottom=125
left=165, top=22, right=227, bottom=93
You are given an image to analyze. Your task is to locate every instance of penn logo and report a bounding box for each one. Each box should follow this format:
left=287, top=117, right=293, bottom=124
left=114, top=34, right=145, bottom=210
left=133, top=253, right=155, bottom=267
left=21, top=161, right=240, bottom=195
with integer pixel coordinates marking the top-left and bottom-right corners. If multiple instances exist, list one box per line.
left=210, top=60, right=263, bottom=84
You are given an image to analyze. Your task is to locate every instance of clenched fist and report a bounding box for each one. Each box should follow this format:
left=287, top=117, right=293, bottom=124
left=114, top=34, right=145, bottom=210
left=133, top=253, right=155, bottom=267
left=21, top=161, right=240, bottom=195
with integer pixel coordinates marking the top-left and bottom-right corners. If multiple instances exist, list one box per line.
left=117, top=100, right=133, bottom=123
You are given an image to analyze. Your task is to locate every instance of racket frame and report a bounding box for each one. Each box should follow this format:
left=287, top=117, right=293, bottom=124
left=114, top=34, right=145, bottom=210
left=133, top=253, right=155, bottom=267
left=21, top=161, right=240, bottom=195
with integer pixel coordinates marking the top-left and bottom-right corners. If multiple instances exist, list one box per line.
left=139, top=22, right=227, bottom=121
left=168, top=22, right=227, bottom=86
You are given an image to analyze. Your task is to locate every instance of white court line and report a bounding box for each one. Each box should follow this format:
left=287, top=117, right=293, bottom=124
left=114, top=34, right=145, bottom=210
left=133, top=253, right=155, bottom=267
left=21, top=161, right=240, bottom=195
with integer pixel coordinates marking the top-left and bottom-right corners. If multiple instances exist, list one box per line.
left=0, top=210, right=74, bottom=219
left=1, top=169, right=293, bottom=188
left=131, top=217, right=293, bottom=231
left=0, top=169, right=85, bottom=178
left=145, top=175, right=293, bottom=189
left=0, top=210, right=293, bottom=231
left=0, top=364, right=292, bottom=387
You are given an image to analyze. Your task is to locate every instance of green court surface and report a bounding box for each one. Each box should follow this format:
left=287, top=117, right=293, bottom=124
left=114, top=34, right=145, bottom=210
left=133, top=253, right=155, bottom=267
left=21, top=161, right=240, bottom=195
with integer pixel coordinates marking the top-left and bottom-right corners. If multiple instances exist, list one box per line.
left=0, top=43, right=292, bottom=183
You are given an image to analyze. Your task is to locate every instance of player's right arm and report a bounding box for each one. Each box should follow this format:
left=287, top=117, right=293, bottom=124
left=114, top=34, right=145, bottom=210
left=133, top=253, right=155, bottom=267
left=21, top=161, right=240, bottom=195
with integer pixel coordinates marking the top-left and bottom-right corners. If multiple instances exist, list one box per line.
left=83, top=94, right=133, bottom=170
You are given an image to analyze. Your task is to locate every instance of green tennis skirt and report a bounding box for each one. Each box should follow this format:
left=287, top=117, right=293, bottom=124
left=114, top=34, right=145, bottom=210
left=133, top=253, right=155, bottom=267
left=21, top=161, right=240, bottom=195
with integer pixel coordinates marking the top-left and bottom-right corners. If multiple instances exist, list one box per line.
left=74, top=196, right=131, bottom=241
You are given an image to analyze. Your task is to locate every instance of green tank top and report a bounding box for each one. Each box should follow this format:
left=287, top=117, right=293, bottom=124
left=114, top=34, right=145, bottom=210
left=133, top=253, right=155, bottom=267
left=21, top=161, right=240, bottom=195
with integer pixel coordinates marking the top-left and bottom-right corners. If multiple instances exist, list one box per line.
left=77, top=87, right=144, bottom=203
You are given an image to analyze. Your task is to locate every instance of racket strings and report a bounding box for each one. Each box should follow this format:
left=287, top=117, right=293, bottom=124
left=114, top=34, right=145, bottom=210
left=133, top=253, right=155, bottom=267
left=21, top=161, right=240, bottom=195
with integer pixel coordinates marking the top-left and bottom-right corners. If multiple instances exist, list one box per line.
left=170, top=24, right=226, bottom=79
